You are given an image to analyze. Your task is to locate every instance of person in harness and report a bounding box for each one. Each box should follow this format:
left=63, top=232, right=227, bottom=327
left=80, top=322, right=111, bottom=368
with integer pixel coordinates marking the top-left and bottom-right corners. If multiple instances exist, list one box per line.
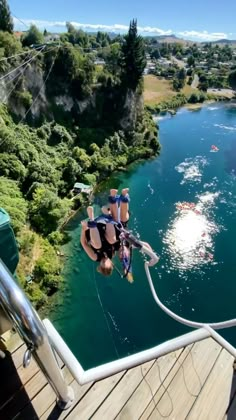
left=80, top=188, right=130, bottom=277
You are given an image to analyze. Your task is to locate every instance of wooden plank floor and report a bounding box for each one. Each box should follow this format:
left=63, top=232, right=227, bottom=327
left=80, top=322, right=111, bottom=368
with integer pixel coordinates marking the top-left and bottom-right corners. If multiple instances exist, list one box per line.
left=1, top=332, right=236, bottom=420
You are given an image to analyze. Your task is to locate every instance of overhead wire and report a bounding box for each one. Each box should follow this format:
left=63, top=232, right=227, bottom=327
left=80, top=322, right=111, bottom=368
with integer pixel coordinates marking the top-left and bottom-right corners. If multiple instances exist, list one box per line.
left=2, top=55, right=35, bottom=103
left=0, top=45, right=44, bottom=63
left=0, top=44, right=60, bottom=148
left=12, top=14, right=30, bottom=30
left=0, top=46, right=46, bottom=82
left=21, top=44, right=60, bottom=121
left=1, top=48, right=46, bottom=104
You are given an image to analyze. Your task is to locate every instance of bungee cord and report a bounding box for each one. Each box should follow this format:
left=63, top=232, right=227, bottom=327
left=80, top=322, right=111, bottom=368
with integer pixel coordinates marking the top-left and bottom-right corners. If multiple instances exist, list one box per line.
left=92, top=264, right=120, bottom=359
left=144, top=261, right=236, bottom=330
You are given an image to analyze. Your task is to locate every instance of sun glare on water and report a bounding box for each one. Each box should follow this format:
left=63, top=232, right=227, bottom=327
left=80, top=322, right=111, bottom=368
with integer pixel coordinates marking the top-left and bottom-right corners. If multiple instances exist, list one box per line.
left=164, top=192, right=219, bottom=270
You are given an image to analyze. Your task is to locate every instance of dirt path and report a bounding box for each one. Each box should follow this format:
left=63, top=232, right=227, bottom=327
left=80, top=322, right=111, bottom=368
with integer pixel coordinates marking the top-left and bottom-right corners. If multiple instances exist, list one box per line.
left=191, top=74, right=199, bottom=89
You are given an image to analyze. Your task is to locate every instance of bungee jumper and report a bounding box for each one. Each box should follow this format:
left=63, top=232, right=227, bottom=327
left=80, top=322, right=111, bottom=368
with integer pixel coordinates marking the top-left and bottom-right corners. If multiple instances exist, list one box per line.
left=80, top=188, right=158, bottom=281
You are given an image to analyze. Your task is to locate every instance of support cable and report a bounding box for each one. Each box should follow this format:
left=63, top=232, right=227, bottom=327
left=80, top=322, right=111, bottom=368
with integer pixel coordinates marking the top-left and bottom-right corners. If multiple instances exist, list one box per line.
left=0, top=46, right=46, bottom=82
left=0, top=45, right=44, bottom=63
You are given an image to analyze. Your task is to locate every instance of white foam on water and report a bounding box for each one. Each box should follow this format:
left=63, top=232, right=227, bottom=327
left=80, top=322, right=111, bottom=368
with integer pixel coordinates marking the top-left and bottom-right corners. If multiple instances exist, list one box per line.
left=214, top=123, right=236, bottom=131
left=175, top=156, right=208, bottom=184
left=147, top=182, right=154, bottom=195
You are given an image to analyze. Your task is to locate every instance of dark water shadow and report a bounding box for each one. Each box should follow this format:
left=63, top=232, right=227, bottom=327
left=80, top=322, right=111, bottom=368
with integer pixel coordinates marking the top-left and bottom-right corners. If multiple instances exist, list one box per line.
left=225, top=140, right=236, bottom=174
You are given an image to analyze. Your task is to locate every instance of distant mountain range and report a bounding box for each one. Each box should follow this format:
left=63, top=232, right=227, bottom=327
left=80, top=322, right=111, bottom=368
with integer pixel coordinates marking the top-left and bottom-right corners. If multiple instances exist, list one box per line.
left=144, top=34, right=236, bottom=46
left=104, top=32, right=236, bottom=45
left=145, top=34, right=191, bottom=45
left=210, top=39, right=236, bottom=46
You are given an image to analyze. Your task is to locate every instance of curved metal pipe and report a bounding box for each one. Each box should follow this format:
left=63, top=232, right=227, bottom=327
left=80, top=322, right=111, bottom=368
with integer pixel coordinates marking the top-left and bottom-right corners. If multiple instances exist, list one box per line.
left=0, top=260, right=45, bottom=347
left=0, top=259, right=74, bottom=407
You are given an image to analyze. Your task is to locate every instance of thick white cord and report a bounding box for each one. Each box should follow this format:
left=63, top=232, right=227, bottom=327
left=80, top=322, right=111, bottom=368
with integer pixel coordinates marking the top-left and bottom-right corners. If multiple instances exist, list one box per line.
left=144, top=262, right=236, bottom=330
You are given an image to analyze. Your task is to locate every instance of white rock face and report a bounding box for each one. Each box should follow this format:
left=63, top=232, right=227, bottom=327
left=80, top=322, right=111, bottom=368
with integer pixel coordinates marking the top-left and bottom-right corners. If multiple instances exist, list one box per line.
left=120, top=89, right=143, bottom=131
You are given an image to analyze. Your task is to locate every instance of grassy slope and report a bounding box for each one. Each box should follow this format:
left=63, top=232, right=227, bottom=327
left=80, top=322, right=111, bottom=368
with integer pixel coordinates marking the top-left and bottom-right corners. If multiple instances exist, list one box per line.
left=144, top=75, right=197, bottom=105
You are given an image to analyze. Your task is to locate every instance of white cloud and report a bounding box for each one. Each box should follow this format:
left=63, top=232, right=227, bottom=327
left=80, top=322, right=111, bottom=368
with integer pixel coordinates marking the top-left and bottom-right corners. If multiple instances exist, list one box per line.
left=13, top=18, right=172, bottom=35
left=177, top=30, right=228, bottom=41
left=13, top=18, right=229, bottom=41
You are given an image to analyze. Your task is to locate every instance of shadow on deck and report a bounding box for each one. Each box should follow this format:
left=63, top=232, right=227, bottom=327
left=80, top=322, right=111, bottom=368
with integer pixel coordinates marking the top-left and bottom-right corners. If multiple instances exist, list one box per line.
left=0, top=340, right=37, bottom=420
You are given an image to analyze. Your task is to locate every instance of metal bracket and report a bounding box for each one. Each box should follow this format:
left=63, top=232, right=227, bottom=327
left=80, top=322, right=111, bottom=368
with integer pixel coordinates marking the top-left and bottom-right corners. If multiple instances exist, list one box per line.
left=23, top=346, right=33, bottom=368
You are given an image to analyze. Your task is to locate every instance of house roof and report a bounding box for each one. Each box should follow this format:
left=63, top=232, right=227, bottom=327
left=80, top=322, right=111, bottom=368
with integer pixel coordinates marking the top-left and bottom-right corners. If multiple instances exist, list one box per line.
left=73, top=182, right=91, bottom=189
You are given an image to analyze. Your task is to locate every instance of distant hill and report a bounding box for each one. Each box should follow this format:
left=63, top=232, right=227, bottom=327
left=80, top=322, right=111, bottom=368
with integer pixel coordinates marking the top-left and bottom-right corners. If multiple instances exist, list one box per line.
left=144, top=34, right=194, bottom=45
left=210, top=39, right=236, bottom=46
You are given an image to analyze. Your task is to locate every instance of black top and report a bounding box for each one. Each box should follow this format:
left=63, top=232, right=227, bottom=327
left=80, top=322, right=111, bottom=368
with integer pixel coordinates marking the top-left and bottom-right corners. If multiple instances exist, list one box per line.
left=85, top=221, right=129, bottom=262
left=85, top=223, right=117, bottom=261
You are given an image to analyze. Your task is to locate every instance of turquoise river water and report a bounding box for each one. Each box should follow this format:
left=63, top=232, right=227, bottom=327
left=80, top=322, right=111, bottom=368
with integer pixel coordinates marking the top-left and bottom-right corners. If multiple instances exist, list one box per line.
left=50, top=102, right=236, bottom=370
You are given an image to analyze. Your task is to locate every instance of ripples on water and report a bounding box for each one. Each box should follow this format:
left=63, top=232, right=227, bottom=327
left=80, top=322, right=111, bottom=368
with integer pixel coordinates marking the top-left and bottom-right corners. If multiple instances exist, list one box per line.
left=163, top=149, right=226, bottom=275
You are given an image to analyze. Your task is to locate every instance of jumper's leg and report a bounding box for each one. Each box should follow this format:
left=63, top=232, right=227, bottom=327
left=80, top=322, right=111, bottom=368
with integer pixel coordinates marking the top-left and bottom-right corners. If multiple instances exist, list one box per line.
left=87, top=206, right=102, bottom=249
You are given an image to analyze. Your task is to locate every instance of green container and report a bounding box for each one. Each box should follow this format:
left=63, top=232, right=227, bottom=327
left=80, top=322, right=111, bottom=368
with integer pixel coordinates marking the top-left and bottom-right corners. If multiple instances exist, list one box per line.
left=0, top=208, right=19, bottom=274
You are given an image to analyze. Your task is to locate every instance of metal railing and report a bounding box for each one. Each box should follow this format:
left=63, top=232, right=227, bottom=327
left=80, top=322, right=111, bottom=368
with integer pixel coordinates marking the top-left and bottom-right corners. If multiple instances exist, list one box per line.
left=0, top=259, right=74, bottom=409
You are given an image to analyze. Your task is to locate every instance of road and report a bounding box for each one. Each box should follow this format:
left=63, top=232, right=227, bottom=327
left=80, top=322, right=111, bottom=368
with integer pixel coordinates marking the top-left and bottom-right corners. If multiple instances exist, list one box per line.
left=191, top=74, right=199, bottom=89
left=207, top=88, right=235, bottom=98
left=171, top=55, right=186, bottom=68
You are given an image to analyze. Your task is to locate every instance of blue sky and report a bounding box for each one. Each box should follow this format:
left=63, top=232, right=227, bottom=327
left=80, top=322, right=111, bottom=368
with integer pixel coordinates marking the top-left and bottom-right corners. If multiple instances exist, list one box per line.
left=9, top=0, right=236, bottom=42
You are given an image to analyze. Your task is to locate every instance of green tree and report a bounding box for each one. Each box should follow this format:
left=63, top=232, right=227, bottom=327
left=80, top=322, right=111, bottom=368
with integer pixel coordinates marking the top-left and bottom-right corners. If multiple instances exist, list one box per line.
left=72, top=147, right=91, bottom=170
left=150, top=48, right=161, bottom=60
left=46, top=47, right=94, bottom=99
left=0, top=0, right=13, bottom=33
left=121, top=19, right=146, bottom=90
left=22, top=24, right=44, bottom=47
left=62, top=157, right=80, bottom=191
left=29, top=187, right=71, bottom=235
left=106, top=43, right=122, bottom=77
left=0, top=177, right=27, bottom=233
left=198, top=73, right=209, bottom=91
left=0, top=153, right=26, bottom=181
left=228, top=70, right=236, bottom=90
left=187, top=55, right=195, bottom=67
left=0, top=31, right=21, bottom=58
left=173, top=68, right=186, bottom=91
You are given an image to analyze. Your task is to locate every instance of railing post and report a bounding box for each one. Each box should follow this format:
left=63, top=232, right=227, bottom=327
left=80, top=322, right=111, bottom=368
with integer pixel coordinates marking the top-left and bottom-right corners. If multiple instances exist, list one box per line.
left=0, top=259, right=74, bottom=408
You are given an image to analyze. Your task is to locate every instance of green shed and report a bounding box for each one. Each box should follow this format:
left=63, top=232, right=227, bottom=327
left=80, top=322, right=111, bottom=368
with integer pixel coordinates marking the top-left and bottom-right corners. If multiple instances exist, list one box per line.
left=0, top=208, right=19, bottom=274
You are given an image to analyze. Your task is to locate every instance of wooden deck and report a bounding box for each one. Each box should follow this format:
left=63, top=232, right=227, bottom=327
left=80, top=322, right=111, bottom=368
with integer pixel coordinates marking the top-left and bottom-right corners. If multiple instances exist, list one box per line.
left=1, top=332, right=236, bottom=420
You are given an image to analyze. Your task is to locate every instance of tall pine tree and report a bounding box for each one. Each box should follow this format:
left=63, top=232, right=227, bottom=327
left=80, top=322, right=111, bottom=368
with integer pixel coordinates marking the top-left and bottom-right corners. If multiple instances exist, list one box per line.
left=0, top=0, right=13, bottom=33
left=121, top=19, right=146, bottom=90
